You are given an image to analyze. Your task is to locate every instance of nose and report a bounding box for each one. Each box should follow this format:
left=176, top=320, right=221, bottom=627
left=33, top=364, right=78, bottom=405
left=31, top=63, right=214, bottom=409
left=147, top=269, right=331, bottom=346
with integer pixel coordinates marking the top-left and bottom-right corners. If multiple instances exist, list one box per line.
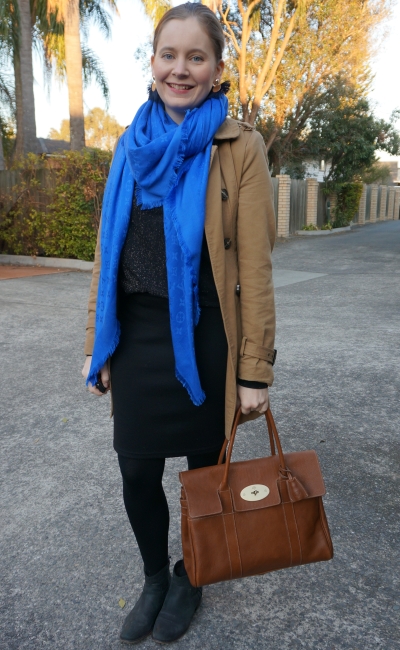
left=172, top=56, right=189, bottom=78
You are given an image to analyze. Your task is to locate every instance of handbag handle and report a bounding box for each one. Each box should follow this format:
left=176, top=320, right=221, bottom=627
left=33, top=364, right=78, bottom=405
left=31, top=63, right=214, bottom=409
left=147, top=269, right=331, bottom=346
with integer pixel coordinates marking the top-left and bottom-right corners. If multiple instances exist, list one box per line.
left=217, top=406, right=277, bottom=465
left=218, top=406, right=287, bottom=492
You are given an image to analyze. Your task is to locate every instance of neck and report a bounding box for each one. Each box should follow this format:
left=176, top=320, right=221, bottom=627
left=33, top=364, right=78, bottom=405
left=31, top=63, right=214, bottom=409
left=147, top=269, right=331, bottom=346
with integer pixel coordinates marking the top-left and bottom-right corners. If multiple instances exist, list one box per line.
left=165, top=105, right=186, bottom=124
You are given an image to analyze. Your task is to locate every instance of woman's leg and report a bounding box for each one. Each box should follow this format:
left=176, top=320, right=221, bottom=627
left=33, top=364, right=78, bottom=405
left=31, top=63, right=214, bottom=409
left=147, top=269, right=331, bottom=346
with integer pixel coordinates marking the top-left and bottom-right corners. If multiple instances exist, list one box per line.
left=152, top=448, right=221, bottom=644
left=118, top=455, right=171, bottom=643
left=118, top=455, right=169, bottom=576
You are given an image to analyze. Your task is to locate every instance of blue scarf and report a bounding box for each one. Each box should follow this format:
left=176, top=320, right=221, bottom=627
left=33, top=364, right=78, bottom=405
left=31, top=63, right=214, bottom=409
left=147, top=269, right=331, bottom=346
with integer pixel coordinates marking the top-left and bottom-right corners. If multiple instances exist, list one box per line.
left=87, top=94, right=228, bottom=405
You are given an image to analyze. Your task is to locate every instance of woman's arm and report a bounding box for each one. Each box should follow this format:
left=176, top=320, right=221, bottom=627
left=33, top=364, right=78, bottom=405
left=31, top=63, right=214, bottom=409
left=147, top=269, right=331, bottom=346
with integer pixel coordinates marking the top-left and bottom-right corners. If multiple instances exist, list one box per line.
left=236, top=129, right=276, bottom=410
left=82, top=222, right=110, bottom=395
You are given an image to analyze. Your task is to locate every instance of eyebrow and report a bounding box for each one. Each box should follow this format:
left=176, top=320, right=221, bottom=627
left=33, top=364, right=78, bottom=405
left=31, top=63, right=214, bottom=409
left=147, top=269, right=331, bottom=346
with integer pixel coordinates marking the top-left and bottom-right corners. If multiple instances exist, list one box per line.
left=158, top=46, right=208, bottom=56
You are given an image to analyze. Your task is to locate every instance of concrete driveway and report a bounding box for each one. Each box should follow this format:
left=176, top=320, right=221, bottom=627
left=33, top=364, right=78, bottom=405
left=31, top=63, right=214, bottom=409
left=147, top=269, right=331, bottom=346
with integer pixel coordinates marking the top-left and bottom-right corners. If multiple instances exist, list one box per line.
left=1, top=221, right=399, bottom=649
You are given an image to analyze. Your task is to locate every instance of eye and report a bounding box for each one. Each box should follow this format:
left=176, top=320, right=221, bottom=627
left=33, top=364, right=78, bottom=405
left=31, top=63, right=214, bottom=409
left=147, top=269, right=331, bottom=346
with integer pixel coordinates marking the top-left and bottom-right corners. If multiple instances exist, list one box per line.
left=162, top=53, right=174, bottom=60
left=191, top=55, right=203, bottom=62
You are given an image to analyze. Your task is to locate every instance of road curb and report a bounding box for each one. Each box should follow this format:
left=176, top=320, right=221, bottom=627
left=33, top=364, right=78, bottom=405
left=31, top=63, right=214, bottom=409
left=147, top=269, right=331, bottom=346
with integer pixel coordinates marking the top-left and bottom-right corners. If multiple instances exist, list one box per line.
left=295, top=226, right=352, bottom=236
left=0, top=254, right=94, bottom=271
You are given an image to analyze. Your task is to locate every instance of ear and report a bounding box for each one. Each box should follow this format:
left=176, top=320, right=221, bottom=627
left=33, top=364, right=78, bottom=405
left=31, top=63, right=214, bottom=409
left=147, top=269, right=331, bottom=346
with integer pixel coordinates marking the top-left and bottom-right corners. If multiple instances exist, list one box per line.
left=215, top=59, right=225, bottom=80
left=150, top=54, right=155, bottom=73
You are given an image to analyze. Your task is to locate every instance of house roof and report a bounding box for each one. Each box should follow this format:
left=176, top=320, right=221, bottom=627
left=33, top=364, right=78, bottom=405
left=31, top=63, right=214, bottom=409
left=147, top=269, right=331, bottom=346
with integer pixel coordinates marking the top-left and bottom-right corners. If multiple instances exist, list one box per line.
left=38, top=138, right=70, bottom=154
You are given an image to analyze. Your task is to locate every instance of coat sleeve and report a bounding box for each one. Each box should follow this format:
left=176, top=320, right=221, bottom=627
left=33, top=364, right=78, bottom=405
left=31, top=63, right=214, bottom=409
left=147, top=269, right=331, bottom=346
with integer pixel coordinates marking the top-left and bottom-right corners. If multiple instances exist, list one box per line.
left=84, top=223, right=101, bottom=355
left=236, top=129, right=276, bottom=386
left=83, top=132, right=125, bottom=356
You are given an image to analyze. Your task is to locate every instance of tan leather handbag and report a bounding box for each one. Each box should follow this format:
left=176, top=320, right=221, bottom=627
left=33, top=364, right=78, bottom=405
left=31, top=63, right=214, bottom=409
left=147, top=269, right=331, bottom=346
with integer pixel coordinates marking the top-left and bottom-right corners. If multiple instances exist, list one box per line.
left=179, top=407, right=333, bottom=587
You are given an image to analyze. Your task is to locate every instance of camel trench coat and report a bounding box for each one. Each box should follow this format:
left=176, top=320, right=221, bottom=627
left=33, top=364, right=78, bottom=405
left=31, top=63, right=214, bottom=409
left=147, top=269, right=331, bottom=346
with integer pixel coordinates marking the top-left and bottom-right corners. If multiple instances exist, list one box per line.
left=84, top=117, right=276, bottom=440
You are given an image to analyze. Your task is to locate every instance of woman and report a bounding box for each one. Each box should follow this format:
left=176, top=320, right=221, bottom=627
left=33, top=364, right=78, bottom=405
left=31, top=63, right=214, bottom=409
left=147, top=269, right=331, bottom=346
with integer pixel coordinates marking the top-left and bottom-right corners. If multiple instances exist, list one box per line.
left=82, top=3, right=276, bottom=644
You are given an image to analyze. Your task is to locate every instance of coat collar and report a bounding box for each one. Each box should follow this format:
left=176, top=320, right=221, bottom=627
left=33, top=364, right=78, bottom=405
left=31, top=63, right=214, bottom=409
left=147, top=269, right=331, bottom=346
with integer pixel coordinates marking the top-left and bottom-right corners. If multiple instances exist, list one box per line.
left=214, top=117, right=242, bottom=141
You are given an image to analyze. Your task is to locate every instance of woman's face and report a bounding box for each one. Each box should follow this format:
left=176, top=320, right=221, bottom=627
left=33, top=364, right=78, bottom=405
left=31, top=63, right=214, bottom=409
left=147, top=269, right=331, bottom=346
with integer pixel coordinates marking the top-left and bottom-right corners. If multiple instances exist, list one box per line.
left=151, top=17, right=224, bottom=124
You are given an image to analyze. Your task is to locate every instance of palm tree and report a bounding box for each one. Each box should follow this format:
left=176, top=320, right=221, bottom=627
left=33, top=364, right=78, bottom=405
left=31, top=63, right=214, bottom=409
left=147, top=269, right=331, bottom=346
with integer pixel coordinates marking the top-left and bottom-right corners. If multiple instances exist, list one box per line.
left=14, top=0, right=38, bottom=155
left=45, top=0, right=117, bottom=150
left=0, top=0, right=38, bottom=158
left=0, top=67, right=15, bottom=169
left=0, top=37, right=15, bottom=168
left=64, top=0, right=84, bottom=149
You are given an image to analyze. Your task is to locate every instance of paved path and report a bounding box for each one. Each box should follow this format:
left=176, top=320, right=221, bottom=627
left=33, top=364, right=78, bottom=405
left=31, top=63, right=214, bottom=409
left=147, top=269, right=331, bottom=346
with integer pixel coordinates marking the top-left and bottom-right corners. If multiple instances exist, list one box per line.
left=1, top=222, right=399, bottom=649
left=0, top=266, right=72, bottom=281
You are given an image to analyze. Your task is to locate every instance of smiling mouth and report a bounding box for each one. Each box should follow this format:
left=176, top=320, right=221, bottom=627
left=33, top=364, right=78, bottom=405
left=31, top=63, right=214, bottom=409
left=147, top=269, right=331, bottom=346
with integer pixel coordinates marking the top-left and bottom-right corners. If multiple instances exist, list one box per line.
left=167, top=83, right=194, bottom=90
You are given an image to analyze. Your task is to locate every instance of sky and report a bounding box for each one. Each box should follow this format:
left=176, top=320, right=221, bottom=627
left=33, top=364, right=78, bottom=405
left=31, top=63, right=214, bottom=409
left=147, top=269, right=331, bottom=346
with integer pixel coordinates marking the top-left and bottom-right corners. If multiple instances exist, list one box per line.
left=33, top=0, right=400, bottom=149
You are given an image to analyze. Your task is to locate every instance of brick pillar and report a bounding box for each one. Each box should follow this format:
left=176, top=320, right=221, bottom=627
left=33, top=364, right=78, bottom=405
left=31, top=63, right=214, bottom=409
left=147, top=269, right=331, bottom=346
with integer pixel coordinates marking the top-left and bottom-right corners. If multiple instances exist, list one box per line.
left=306, top=178, right=318, bottom=226
left=276, top=175, right=291, bottom=237
left=358, top=184, right=367, bottom=225
left=328, top=193, right=337, bottom=222
left=370, top=185, right=378, bottom=223
left=387, top=187, right=395, bottom=220
left=379, top=185, right=387, bottom=220
left=394, top=188, right=400, bottom=220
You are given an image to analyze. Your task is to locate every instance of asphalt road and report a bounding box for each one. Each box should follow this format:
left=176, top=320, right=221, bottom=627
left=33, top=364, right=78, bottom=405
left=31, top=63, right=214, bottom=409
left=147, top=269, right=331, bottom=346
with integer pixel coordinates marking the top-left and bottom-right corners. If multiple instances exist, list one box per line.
left=1, top=221, right=399, bottom=650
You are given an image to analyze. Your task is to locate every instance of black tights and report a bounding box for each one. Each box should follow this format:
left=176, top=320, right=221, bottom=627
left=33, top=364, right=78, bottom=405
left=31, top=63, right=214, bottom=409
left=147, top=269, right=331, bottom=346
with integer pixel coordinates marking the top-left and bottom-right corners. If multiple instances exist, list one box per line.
left=118, top=450, right=221, bottom=576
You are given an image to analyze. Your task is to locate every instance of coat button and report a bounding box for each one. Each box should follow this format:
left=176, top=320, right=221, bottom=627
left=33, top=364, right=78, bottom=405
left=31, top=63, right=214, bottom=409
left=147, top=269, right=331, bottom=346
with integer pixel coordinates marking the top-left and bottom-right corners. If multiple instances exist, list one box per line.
left=236, top=284, right=241, bottom=296
left=224, top=238, right=232, bottom=249
left=221, top=188, right=229, bottom=201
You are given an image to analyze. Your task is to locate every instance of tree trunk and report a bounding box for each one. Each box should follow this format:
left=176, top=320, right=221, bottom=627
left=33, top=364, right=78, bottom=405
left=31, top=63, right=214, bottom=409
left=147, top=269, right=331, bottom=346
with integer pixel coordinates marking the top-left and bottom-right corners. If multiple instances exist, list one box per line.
left=269, top=148, right=281, bottom=177
left=0, top=134, right=5, bottom=170
left=14, top=0, right=38, bottom=157
left=241, top=103, right=250, bottom=123
left=65, top=0, right=85, bottom=150
left=202, top=0, right=218, bottom=11
left=249, top=101, right=260, bottom=126
left=264, top=127, right=279, bottom=154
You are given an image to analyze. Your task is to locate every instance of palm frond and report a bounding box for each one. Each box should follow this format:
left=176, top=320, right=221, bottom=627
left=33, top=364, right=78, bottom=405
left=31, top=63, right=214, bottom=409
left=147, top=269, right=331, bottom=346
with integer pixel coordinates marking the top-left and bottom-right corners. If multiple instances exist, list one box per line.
left=0, top=0, right=20, bottom=53
left=80, top=0, right=114, bottom=38
left=81, top=45, right=110, bottom=107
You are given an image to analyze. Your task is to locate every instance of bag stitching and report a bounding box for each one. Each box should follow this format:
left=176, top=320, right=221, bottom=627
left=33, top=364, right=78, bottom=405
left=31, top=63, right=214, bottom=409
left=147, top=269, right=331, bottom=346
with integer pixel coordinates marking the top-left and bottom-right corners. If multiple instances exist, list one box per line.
left=291, top=502, right=303, bottom=565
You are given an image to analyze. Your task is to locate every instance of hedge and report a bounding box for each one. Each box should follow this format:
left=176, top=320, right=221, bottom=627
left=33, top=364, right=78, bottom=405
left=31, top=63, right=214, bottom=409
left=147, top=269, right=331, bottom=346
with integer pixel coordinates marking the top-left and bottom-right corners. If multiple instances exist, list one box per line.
left=0, top=150, right=111, bottom=261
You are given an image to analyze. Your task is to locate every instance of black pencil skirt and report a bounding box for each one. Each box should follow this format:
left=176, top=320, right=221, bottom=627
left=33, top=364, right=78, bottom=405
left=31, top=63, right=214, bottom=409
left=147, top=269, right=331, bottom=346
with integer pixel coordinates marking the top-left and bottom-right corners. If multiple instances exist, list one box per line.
left=110, top=293, right=228, bottom=458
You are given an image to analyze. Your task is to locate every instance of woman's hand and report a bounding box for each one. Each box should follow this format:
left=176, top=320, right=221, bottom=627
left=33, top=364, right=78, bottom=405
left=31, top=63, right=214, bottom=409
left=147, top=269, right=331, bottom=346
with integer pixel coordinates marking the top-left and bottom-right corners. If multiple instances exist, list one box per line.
left=82, top=356, right=110, bottom=396
left=237, top=385, right=269, bottom=415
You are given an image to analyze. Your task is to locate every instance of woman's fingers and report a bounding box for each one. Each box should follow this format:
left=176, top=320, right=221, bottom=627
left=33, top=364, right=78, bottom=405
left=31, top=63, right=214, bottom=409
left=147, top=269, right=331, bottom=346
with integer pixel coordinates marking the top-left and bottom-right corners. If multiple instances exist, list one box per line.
left=82, top=358, right=110, bottom=396
left=87, top=382, right=105, bottom=396
left=237, top=385, right=269, bottom=414
left=100, top=365, right=110, bottom=389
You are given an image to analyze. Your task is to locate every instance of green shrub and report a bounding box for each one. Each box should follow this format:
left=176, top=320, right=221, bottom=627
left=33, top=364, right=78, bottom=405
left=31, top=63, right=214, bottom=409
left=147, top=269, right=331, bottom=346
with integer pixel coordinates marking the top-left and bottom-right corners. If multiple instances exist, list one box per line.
left=0, top=150, right=111, bottom=261
left=301, top=223, right=318, bottom=231
left=333, top=182, right=363, bottom=228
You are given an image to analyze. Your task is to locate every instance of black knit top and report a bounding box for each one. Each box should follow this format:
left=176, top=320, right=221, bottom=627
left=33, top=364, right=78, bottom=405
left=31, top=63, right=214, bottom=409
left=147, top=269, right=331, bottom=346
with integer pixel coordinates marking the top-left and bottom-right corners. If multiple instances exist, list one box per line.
left=119, top=195, right=219, bottom=307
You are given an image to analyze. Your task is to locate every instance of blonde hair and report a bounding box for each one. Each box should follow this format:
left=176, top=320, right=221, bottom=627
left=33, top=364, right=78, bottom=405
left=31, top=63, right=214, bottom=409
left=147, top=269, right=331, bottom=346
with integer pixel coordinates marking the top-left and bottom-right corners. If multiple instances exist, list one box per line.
left=153, top=3, right=225, bottom=62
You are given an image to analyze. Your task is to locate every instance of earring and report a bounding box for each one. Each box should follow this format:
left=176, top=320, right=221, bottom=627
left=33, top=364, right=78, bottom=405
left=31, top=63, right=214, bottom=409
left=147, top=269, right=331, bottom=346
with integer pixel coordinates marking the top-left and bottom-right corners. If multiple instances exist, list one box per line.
left=151, top=76, right=156, bottom=92
left=212, top=79, right=221, bottom=93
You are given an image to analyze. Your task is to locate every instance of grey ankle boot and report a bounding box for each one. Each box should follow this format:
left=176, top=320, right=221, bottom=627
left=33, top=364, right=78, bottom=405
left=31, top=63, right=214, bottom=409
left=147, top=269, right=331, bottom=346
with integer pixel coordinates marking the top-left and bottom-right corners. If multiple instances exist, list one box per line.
left=152, top=560, right=202, bottom=644
left=120, top=563, right=171, bottom=644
